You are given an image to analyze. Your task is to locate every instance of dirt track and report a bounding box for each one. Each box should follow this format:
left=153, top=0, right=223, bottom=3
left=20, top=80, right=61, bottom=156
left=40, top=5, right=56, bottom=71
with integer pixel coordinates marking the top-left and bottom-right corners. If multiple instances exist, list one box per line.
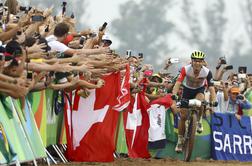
left=54, top=158, right=252, bottom=166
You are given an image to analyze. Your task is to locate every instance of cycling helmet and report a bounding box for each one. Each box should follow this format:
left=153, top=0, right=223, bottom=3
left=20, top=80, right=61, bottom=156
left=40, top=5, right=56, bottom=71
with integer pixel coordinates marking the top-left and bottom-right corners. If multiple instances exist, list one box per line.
left=191, top=51, right=205, bottom=60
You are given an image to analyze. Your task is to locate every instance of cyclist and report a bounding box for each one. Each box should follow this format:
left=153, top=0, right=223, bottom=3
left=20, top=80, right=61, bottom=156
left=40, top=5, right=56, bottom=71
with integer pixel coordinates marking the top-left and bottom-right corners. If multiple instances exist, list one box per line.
left=172, top=51, right=216, bottom=152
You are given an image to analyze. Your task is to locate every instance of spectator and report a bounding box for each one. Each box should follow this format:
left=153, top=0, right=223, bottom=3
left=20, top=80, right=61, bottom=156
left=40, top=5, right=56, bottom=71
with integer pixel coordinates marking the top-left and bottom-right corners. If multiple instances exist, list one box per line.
left=226, top=86, right=252, bottom=120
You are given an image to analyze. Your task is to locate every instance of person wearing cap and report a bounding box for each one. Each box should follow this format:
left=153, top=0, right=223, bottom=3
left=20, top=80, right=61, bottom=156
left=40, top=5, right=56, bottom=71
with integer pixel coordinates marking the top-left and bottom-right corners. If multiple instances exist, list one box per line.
left=225, top=86, right=252, bottom=120
left=145, top=73, right=167, bottom=101
left=172, top=51, right=217, bottom=153
left=101, top=34, right=112, bottom=47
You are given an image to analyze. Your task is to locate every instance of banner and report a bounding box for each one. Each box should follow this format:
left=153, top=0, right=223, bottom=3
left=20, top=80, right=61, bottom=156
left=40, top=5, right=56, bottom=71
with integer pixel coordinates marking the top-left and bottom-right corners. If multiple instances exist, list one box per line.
left=27, top=90, right=66, bottom=146
left=27, top=91, right=47, bottom=145
left=0, top=96, right=35, bottom=163
left=211, top=113, right=252, bottom=161
left=12, top=98, right=46, bottom=159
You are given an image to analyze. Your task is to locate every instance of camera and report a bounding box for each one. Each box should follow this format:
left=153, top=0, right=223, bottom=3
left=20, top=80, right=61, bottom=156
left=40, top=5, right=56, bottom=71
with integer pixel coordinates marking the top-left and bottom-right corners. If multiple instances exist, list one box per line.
left=31, top=15, right=44, bottom=22
left=236, top=95, right=244, bottom=100
left=219, top=57, right=226, bottom=64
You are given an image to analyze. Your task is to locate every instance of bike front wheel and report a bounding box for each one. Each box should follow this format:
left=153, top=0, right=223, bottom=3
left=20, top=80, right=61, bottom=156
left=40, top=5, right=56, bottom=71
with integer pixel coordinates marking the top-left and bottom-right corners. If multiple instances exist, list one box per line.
left=184, top=111, right=197, bottom=162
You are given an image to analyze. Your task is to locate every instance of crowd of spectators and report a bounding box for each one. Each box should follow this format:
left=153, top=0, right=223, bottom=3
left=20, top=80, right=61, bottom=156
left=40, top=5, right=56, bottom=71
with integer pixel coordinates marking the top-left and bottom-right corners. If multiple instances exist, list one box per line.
left=0, top=0, right=251, bottom=126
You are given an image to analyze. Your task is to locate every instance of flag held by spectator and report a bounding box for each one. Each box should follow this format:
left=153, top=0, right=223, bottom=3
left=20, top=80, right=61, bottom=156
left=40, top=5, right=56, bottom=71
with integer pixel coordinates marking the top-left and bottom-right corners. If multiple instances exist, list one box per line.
left=123, top=92, right=150, bottom=158
left=65, top=73, right=120, bottom=162
left=113, top=64, right=131, bottom=112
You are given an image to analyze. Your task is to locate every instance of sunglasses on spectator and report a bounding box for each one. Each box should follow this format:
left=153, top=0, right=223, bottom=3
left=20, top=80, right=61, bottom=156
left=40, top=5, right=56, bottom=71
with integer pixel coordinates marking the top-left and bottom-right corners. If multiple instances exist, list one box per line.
left=231, top=92, right=239, bottom=95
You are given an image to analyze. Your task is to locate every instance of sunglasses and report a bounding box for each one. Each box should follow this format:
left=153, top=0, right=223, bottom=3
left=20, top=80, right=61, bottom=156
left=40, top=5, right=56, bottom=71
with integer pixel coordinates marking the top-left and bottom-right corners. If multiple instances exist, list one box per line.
left=231, top=92, right=239, bottom=95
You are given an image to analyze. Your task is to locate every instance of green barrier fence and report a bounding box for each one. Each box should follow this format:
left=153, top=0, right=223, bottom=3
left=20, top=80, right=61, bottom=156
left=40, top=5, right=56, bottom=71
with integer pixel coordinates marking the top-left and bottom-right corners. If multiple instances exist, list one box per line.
left=0, top=89, right=252, bottom=164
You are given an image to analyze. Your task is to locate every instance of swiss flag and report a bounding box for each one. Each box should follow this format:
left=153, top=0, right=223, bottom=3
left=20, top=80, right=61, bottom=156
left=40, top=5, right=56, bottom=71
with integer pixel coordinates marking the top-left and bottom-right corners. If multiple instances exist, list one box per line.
left=65, top=73, right=120, bottom=162
left=123, top=91, right=151, bottom=158
left=113, top=64, right=131, bottom=112
left=150, top=94, right=173, bottom=109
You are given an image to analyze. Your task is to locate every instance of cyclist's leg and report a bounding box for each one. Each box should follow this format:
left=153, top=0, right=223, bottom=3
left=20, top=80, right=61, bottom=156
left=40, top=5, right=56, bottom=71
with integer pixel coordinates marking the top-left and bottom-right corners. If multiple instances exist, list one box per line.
left=175, top=107, right=187, bottom=152
left=176, top=86, right=192, bottom=152
left=195, top=92, right=205, bottom=133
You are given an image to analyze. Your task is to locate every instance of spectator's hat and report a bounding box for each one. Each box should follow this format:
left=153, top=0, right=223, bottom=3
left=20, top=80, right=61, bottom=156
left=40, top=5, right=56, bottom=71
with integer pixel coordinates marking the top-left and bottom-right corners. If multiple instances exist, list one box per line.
left=150, top=73, right=163, bottom=83
left=230, top=86, right=240, bottom=93
left=102, top=35, right=112, bottom=46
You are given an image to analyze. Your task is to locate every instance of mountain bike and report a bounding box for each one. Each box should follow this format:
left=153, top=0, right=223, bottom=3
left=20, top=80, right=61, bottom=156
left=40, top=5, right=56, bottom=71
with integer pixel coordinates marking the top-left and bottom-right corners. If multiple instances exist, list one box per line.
left=178, top=99, right=216, bottom=162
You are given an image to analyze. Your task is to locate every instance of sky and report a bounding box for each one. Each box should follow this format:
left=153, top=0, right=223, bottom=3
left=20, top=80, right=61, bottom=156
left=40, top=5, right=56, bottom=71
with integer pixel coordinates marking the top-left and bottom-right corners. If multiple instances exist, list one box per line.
left=16, top=0, right=252, bottom=71
left=85, top=0, right=250, bottom=60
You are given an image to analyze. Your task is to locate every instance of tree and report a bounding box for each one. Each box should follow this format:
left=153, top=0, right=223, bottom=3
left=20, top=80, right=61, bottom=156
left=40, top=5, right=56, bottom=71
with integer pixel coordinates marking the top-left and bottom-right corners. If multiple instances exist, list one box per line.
left=112, top=0, right=174, bottom=67
left=177, top=0, right=227, bottom=66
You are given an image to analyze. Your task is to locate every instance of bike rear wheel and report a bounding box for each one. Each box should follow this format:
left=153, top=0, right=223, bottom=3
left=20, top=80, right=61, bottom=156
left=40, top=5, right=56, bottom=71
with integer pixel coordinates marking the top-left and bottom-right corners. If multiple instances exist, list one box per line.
left=184, top=111, right=197, bottom=162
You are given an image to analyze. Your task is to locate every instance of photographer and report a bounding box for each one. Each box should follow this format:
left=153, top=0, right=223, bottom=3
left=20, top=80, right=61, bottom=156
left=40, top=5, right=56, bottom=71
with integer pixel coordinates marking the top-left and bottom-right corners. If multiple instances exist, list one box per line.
left=225, top=86, right=252, bottom=120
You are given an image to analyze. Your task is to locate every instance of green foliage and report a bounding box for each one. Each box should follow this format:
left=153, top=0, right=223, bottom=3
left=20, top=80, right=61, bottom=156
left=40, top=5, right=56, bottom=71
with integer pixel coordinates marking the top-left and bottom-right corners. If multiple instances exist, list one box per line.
left=179, top=0, right=227, bottom=65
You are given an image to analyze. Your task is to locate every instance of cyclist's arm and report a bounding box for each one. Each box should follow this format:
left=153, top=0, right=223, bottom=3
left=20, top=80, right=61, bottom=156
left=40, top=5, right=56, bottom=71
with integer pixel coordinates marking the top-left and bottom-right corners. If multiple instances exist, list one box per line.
left=206, top=71, right=217, bottom=102
left=172, top=67, right=185, bottom=95
left=172, top=81, right=182, bottom=96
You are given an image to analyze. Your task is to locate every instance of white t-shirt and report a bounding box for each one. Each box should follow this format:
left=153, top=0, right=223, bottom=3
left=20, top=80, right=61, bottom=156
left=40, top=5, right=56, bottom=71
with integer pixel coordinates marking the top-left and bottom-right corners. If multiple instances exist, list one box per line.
left=148, top=104, right=166, bottom=142
left=214, top=90, right=227, bottom=113
left=46, top=35, right=69, bottom=53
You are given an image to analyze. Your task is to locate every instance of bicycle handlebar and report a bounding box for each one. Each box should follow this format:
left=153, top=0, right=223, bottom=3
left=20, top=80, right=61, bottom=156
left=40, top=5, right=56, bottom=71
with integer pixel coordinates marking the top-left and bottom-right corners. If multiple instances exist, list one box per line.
left=177, top=99, right=218, bottom=108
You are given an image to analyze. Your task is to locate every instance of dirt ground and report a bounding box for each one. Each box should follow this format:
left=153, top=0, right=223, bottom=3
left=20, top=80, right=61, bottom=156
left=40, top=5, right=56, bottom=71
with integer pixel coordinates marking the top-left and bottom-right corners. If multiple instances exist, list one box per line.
left=53, top=158, right=252, bottom=166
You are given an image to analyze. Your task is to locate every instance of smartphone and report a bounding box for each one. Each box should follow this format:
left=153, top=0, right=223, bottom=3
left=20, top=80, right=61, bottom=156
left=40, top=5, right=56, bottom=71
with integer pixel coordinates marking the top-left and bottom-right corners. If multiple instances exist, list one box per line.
left=19, top=6, right=26, bottom=11
left=16, top=31, right=22, bottom=35
left=100, top=22, right=107, bottom=31
left=126, top=50, right=132, bottom=57
left=88, top=33, right=97, bottom=38
left=27, top=72, right=33, bottom=80
left=71, top=13, right=74, bottom=19
left=45, top=25, right=49, bottom=32
left=238, top=73, right=246, bottom=79
left=225, top=65, right=233, bottom=70
left=238, top=66, right=247, bottom=74
left=213, top=81, right=221, bottom=86
left=170, top=58, right=179, bottom=64
left=138, top=53, right=143, bottom=59
left=31, top=15, right=44, bottom=22
left=0, top=53, right=4, bottom=61
left=79, top=36, right=86, bottom=45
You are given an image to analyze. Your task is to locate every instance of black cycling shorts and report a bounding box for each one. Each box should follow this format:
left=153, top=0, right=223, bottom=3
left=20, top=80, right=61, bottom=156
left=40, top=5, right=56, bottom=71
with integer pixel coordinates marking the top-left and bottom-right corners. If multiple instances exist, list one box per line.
left=181, top=86, right=205, bottom=100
